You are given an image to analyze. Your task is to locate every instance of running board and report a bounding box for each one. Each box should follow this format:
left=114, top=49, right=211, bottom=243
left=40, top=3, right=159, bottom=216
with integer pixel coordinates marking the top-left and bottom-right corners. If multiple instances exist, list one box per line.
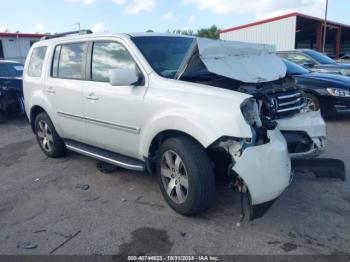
left=64, top=140, right=145, bottom=172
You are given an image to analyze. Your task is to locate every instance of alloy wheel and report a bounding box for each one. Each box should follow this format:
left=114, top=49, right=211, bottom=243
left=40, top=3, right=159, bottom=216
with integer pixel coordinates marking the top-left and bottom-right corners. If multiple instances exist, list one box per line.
left=37, top=120, right=54, bottom=153
left=160, top=150, right=189, bottom=204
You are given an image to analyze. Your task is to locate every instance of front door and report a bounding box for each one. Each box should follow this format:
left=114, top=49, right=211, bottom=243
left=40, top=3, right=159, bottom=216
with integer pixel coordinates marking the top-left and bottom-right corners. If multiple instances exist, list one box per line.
left=83, top=41, right=148, bottom=159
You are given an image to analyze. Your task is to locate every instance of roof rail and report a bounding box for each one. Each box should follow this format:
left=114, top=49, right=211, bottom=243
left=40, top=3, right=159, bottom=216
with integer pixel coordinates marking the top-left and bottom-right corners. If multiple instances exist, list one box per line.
left=41, top=29, right=93, bottom=40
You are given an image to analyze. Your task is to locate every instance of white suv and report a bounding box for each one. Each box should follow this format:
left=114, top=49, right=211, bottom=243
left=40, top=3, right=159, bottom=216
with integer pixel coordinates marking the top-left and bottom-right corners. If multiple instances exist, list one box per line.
left=23, top=31, right=326, bottom=220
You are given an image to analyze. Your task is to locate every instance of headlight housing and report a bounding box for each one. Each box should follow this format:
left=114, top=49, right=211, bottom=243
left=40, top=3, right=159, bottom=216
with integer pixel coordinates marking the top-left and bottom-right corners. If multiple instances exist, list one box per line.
left=327, top=88, right=350, bottom=97
left=241, top=98, right=262, bottom=127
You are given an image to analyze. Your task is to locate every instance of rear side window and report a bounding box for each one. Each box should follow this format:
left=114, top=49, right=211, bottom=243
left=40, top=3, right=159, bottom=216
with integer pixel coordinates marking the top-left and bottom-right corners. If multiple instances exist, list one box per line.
left=28, top=46, right=47, bottom=77
left=52, top=43, right=86, bottom=80
left=91, top=42, right=137, bottom=82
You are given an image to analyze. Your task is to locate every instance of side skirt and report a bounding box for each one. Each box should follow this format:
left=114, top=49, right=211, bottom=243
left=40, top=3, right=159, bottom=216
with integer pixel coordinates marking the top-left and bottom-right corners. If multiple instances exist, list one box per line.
left=64, top=140, right=145, bottom=172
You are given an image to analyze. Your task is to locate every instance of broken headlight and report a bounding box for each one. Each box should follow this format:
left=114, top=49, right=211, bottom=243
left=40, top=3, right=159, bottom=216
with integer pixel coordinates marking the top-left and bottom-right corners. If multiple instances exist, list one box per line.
left=241, top=98, right=262, bottom=127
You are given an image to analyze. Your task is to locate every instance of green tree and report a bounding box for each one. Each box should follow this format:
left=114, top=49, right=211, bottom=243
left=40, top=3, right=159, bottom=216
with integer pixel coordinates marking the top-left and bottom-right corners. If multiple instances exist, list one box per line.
left=196, top=25, right=220, bottom=39
left=167, top=25, right=220, bottom=39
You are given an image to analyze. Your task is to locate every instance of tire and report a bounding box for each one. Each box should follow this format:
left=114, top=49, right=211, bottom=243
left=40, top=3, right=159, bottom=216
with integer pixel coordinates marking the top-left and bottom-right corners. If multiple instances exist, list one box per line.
left=304, top=93, right=321, bottom=112
left=156, top=136, right=215, bottom=215
left=34, top=112, right=66, bottom=158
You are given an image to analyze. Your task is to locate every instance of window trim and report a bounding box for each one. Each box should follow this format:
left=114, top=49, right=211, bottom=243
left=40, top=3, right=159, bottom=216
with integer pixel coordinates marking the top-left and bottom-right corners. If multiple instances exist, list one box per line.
left=87, top=40, right=145, bottom=86
left=50, top=41, right=88, bottom=81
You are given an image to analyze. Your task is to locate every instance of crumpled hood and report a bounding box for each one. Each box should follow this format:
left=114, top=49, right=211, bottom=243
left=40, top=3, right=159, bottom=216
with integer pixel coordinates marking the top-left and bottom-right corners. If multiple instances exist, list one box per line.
left=181, top=38, right=287, bottom=83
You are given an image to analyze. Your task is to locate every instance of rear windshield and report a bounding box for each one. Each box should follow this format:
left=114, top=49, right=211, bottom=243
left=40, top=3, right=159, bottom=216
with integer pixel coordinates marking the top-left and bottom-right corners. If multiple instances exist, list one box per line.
left=131, top=36, right=194, bottom=78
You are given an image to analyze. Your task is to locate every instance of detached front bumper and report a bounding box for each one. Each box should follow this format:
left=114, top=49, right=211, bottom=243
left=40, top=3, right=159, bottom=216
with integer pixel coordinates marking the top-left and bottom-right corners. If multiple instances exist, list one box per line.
left=232, top=129, right=291, bottom=219
left=276, top=111, right=326, bottom=158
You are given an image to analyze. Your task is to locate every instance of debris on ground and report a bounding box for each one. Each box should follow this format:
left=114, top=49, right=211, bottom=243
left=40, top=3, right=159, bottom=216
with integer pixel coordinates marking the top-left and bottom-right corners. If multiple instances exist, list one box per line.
left=50, top=230, right=81, bottom=254
left=280, top=242, right=297, bottom=252
left=33, top=229, right=47, bottom=234
left=75, top=184, right=90, bottom=191
left=54, top=232, right=73, bottom=238
left=96, top=162, right=119, bottom=174
left=16, top=241, right=38, bottom=250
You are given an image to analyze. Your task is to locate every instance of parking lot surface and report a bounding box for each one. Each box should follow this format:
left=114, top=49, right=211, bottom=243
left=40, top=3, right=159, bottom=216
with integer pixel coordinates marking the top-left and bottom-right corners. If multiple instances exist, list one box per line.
left=0, top=116, right=349, bottom=255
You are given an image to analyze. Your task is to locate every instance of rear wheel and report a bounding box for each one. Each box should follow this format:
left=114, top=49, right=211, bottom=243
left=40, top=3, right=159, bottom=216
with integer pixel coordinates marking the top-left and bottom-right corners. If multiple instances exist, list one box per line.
left=34, top=112, right=66, bottom=158
left=304, top=93, right=320, bottom=112
left=156, top=136, right=215, bottom=215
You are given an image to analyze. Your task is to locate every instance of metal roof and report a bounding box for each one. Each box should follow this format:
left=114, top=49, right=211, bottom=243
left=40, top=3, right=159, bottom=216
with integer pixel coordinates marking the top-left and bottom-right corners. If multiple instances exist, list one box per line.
left=0, top=32, right=46, bottom=38
left=220, top=12, right=350, bottom=34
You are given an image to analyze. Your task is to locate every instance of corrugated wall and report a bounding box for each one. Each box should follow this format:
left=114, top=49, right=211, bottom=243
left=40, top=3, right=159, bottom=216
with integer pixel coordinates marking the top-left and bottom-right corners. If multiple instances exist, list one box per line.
left=220, top=16, right=297, bottom=51
left=0, top=37, right=39, bottom=63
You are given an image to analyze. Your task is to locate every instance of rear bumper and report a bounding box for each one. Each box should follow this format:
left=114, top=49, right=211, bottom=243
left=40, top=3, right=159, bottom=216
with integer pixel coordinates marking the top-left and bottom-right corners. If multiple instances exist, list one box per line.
left=232, top=129, right=291, bottom=208
left=0, top=92, right=25, bottom=114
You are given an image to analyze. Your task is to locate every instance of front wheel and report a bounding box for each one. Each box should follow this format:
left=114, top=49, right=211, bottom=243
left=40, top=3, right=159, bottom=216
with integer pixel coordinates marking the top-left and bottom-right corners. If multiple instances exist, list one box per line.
left=156, top=136, right=215, bottom=215
left=34, top=112, right=66, bottom=158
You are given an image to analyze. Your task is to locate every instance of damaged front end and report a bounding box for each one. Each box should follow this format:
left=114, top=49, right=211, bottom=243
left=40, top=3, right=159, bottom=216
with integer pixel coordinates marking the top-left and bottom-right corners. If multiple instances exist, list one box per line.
left=210, top=98, right=292, bottom=220
left=177, top=37, right=326, bottom=158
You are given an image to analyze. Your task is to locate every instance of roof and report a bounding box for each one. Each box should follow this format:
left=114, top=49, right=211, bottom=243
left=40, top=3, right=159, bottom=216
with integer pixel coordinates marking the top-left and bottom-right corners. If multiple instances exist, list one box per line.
left=34, top=32, right=195, bottom=47
left=0, top=32, right=46, bottom=38
left=220, top=12, right=350, bottom=34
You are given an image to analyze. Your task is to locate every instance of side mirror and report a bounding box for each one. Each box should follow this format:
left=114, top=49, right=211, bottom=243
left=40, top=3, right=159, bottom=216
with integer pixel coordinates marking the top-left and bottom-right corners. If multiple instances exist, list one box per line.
left=110, top=68, right=139, bottom=86
left=303, top=61, right=315, bottom=68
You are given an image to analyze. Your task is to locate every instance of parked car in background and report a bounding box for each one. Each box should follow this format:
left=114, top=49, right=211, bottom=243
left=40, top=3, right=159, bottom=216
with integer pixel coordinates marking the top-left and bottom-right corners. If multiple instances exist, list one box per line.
left=24, top=32, right=326, bottom=220
left=278, top=49, right=350, bottom=76
left=284, top=59, right=350, bottom=117
left=338, top=53, right=350, bottom=64
left=0, top=60, right=25, bottom=122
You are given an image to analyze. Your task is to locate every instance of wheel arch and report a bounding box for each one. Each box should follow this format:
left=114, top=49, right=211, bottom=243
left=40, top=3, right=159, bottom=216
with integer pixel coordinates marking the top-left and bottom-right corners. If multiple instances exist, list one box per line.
left=29, top=105, right=46, bottom=132
left=144, top=129, right=210, bottom=175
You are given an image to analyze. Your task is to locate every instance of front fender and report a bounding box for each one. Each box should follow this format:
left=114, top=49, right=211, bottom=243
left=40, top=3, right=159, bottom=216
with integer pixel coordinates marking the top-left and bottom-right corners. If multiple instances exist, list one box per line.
left=139, top=109, right=252, bottom=158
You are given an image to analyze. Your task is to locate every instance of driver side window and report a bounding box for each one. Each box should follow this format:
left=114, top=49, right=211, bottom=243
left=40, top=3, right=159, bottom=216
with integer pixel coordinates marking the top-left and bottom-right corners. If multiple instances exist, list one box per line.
left=91, top=41, right=137, bottom=82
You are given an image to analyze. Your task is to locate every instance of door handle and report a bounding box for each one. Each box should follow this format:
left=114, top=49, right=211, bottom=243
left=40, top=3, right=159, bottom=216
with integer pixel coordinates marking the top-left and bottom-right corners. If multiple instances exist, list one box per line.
left=46, top=86, right=56, bottom=94
left=85, top=92, right=99, bottom=101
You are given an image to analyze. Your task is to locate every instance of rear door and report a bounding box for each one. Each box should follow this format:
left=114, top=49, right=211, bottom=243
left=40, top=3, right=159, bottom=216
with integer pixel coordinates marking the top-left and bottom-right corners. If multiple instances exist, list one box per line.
left=45, top=42, right=88, bottom=143
left=83, top=40, right=148, bottom=158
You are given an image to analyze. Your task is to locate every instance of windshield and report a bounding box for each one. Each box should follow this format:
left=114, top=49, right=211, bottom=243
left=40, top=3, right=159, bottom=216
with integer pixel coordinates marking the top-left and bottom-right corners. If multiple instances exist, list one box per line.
left=131, top=36, right=194, bottom=78
left=283, top=59, right=309, bottom=75
left=303, top=50, right=336, bottom=64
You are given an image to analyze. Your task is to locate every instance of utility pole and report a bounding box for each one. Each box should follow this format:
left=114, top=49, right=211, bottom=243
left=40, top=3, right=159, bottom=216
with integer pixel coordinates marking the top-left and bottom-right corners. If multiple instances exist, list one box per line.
left=322, top=0, right=329, bottom=53
left=77, top=22, right=81, bottom=31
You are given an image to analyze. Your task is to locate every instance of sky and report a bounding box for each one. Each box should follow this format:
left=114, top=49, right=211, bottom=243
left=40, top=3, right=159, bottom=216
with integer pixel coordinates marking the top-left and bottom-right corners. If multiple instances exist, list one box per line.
left=0, top=0, right=349, bottom=34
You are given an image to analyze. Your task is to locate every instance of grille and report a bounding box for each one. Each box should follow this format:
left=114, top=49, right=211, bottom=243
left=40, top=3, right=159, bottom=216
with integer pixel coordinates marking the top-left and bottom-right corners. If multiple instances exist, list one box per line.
left=268, top=89, right=306, bottom=118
